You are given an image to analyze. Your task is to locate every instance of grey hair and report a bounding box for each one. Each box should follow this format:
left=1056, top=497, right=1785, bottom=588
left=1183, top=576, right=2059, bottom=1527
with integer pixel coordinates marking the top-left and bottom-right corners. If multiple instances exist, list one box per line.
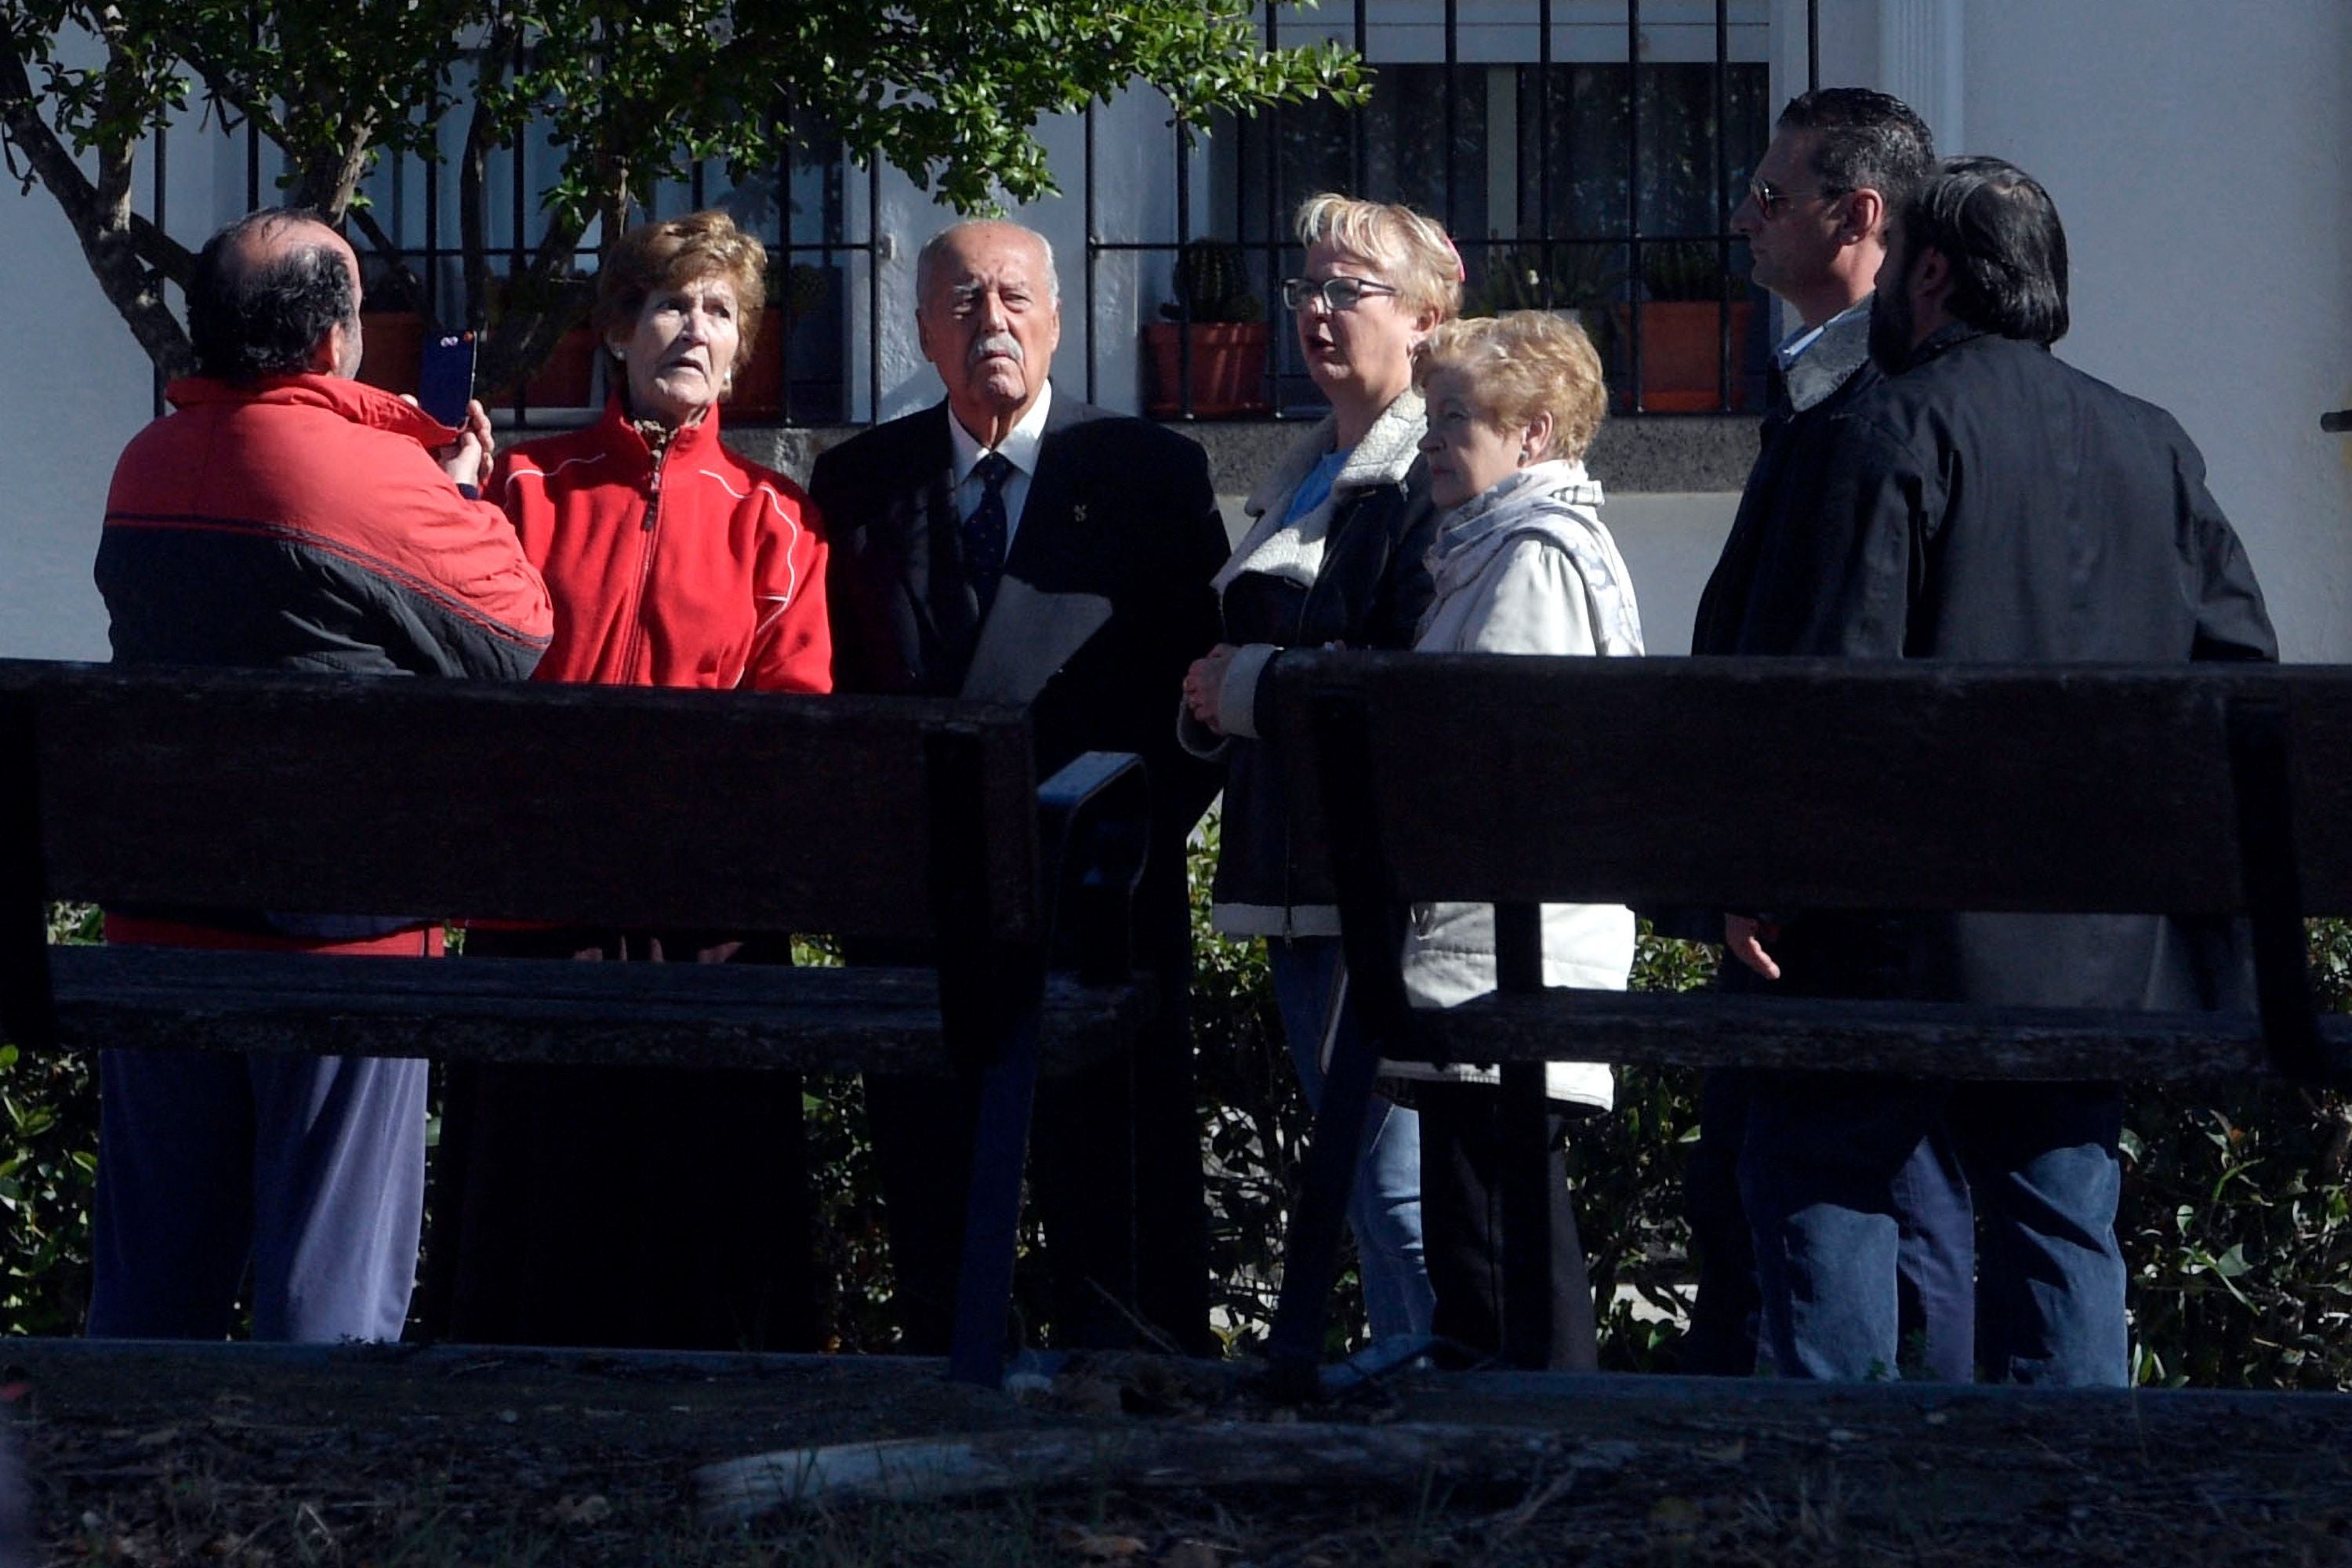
left=914, top=220, right=1061, bottom=307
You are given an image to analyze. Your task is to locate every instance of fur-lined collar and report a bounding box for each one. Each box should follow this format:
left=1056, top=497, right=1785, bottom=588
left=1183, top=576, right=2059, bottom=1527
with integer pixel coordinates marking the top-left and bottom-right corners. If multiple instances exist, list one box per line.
left=1218, top=390, right=1425, bottom=593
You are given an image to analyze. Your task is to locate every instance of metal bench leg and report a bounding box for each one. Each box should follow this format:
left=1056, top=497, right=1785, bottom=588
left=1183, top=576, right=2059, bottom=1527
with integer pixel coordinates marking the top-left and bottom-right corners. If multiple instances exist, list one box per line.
left=1494, top=903, right=1555, bottom=1370
left=947, top=976, right=1045, bottom=1385
left=2227, top=696, right=2329, bottom=1085
left=1266, top=990, right=1387, bottom=1395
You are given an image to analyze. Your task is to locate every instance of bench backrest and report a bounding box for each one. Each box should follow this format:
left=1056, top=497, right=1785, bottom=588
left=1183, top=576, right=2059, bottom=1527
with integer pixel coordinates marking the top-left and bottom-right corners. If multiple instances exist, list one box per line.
left=1265, top=653, right=2352, bottom=917
left=0, top=660, right=1043, bottom=942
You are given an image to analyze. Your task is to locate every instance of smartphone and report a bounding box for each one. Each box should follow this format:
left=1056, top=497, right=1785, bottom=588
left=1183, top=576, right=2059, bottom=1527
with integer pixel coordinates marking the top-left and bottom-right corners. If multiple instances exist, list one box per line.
left=417, top=330, right=477, bottom=426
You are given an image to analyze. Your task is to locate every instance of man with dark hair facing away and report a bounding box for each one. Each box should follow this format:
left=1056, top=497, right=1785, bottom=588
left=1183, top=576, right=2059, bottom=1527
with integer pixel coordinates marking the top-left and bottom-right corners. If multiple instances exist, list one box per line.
left=89, top=208, right=551, bottom=1341
left=1679, top=88, right=1974, bottom=1380
left=1727, top=158, right=2275, bottom=1384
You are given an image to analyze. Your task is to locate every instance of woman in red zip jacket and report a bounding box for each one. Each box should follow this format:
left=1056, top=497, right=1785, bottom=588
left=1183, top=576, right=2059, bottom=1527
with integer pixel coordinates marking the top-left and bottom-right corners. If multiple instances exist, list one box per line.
left=423, top=209, right=831, bottom=1352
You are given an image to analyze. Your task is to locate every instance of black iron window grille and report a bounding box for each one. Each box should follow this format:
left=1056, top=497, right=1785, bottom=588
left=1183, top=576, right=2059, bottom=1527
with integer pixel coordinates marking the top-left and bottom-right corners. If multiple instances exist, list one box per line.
left=1088, top=0, right=1806, bottom=421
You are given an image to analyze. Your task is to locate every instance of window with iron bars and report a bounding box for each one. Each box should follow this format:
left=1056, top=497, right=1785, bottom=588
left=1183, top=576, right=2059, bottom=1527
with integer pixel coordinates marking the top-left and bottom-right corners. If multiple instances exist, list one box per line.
left=1091, top=0, right=1785, bottom=420
left=194, top=1, right=1798, bottom=428
left=326, top=79, right=871, bottom=427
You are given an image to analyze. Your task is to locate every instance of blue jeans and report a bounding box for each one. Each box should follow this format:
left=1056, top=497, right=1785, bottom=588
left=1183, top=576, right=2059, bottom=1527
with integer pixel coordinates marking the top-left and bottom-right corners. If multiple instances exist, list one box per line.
left=1690, top=1066, right=1975, bottom=1379
left=1742, top=1073, right=2127, bottom=1386
left=1268, top=936, right=1434, bottom=1342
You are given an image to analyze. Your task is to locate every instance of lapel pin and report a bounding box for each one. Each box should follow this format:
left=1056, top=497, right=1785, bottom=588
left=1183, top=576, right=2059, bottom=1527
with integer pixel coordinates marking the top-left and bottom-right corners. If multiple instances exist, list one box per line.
left=1072, top=503, right=1087, bottom=524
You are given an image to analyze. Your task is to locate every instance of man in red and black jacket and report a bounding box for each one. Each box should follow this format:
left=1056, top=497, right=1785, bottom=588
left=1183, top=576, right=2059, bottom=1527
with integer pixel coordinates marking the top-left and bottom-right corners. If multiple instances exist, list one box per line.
left=89, top=208, right=552, bottom=1341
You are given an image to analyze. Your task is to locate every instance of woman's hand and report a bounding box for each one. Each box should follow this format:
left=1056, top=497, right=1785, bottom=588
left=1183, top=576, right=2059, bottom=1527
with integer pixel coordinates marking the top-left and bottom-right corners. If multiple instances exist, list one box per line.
left=1183, top=643, right=1240, bottom=735
left=1725, top=913, right=1782, bottom=981
left=434, top=398, right=496, bottom=489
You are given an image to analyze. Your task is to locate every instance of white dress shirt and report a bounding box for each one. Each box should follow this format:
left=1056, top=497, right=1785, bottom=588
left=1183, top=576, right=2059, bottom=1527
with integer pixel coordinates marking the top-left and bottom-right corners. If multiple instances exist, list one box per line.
left=946, top=381, right=1055, bottom=552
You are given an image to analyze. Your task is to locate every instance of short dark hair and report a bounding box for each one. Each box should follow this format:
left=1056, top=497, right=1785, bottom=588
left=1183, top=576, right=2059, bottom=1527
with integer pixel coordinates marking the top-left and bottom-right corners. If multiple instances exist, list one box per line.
left=1776, top=88, right=1936, bottom=226
left=1899, top=155, right=2070, bottom=347
left=187, top=207, right=355, bottom=383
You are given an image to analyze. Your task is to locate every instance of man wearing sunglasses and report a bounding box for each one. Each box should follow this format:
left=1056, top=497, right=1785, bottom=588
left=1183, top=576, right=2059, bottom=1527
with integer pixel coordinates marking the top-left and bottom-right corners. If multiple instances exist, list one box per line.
left=1675, top=89, right=1962, bottom=1381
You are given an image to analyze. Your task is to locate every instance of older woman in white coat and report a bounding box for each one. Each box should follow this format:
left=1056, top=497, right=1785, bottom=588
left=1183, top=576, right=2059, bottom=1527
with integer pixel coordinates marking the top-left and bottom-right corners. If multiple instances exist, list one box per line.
left=1389, top=309, right=1642, bottom=1368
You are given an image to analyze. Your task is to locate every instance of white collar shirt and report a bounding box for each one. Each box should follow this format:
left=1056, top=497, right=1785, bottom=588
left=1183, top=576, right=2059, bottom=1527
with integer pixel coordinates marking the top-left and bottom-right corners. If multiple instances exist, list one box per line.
left=1774, top=297, right=1871, bottom=372
left=947, top=380, right=1054, bottom=550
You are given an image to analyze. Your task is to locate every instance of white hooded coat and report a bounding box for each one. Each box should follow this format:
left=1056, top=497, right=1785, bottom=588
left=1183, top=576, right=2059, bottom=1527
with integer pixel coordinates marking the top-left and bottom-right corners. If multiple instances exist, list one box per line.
left=1385, top=459, right=1643, bottom=1110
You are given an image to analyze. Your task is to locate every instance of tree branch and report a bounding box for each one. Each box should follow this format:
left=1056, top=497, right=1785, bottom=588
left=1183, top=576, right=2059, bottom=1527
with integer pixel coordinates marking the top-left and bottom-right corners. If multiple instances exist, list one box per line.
left=0, top=31, right=191, bottom=374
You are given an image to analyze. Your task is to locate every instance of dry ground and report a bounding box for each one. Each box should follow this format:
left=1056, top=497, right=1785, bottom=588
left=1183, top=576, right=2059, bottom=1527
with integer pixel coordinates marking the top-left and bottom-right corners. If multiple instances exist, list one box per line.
left=9, top=1341, right=2352, bottom=1566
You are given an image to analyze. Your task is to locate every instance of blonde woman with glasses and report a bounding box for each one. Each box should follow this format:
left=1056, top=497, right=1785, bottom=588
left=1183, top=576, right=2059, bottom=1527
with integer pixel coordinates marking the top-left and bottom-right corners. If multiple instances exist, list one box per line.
left=1179, top=193, right=1461, bottom=1346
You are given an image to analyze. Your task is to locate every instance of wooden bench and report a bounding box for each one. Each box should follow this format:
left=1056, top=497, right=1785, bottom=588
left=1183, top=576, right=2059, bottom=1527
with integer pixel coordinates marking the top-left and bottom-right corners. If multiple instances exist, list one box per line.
left=1258, top=652, right=2352, bottom=1387
left=0, top=659, right=1156, bottom=1385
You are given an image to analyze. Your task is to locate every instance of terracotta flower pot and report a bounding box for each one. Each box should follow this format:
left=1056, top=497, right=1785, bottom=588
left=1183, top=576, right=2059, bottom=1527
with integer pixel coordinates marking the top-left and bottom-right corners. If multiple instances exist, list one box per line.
left=521, top=325, right=599, bottom=408
left=1613, top=300, right=1755, bottom=412
left=1145, top=321, right=1272, bottom=419
left=355, top=310, right=425, bottom=396
left=729, top=314, right=788, bottom=418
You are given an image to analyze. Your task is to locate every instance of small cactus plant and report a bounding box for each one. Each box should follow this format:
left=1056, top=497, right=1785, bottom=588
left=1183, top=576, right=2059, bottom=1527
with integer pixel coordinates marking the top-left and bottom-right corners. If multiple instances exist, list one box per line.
left=1161, top=238, right=1265, bottom=325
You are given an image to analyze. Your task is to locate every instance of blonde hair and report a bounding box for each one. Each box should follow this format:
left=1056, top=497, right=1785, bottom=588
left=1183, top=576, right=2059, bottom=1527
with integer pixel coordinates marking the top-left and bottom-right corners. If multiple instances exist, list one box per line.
left=593, top=209, right=768, bottom=377
left=1294, top=193, right=1462, bottom=324
left=1414, top=310, right=1608, bottom=463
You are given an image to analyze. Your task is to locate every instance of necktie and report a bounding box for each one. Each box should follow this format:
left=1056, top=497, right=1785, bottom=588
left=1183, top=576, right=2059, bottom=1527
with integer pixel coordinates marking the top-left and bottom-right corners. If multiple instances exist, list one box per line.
left=964, top=452, right=1013, bottom=615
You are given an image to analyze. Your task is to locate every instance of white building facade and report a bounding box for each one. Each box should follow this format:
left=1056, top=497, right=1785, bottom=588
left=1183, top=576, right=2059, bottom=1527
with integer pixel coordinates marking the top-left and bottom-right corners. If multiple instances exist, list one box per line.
left=4, top=0, right=2347, bottom=660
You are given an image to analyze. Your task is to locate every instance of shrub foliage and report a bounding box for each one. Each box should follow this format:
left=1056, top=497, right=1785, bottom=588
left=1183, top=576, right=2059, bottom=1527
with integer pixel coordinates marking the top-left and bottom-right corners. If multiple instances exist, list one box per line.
left=9, top=875, right=2352, bottom=1388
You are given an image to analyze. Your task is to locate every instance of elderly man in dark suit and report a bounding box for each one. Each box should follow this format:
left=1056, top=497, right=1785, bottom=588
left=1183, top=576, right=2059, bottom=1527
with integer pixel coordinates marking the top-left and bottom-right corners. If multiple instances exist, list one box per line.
left=811, top=219, right=1228, bottom=1356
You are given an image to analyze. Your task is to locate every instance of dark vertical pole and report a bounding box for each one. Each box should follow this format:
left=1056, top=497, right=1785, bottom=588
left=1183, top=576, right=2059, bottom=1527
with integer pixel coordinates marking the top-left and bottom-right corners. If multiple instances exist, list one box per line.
left=1255, top=2, right=1277, bottom=416
left=1268, top=5, right=1290, bottom=417
left=1442, top=0, right=1459, bottom=237
left=1352, top=0, right=1369, bottom=194
left=1537, top=0, right=1554, bottom=299
left=151, top=125, right=169, bottom=419
left=1084, top=103, right=1098, bottom=408
left=1174, top=116, right=1192, bottom=418
left=867, top=160, right=883, bottom=426
left=424, top=122, right=441, bottom=326
left=510, top=123, right=530, bottom=421
left=1625, top=0, right=1643, bottom=410
left=776, top=110, right=793, bottom=426
left=1715, top=0, right=1731, bottom=409
left=1808, top=0, right=1821, bottom=92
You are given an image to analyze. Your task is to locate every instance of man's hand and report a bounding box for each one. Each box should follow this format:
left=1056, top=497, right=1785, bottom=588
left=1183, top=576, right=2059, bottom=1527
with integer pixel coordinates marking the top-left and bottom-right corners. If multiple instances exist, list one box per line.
left=1183, top=643, right=1240, bottom=735
left=1726, top=913, right=1782, bottom=980
left=434, top=398, right=496, bottom=490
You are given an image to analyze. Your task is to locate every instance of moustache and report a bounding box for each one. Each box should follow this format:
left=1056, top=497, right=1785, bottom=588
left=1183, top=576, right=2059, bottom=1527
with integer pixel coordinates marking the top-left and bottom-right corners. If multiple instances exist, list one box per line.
left=968, top=332, right=1025, bottom=367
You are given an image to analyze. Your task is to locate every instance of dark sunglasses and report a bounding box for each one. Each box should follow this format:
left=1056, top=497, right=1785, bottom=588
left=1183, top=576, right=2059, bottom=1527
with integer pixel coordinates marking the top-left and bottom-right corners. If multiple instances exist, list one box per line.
left=1748, top=175, right=1850, bottom=220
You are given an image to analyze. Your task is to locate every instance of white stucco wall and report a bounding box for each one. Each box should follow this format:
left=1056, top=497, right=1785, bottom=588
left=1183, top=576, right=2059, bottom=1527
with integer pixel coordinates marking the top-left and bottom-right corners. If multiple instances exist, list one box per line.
left=8, top=5, right=2348, bottom=662
left=0, top=176, right=155, bottom=662
left=0, top=78, right=237, bottom=664
left=1955, top=0, right=2352, bottom=660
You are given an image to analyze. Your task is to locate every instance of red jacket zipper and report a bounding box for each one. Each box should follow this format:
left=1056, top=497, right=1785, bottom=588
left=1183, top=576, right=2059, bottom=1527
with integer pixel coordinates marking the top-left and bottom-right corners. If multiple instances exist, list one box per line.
left=619, top=445, right=668, bottom=681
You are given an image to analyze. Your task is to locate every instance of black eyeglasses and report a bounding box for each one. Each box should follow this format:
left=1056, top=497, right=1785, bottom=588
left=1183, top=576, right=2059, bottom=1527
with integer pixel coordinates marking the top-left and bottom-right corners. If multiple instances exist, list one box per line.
left=1748, top=175, right=1850, bottom=220
left=1280, top=275, right=1400, bottom=313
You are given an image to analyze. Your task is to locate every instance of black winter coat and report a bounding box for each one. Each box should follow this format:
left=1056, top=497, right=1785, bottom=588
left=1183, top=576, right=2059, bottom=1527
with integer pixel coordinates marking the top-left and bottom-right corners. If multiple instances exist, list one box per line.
left=1711, top=325, right=2278, bottom=1009
left=1200, top=452, right=1439, bottom=926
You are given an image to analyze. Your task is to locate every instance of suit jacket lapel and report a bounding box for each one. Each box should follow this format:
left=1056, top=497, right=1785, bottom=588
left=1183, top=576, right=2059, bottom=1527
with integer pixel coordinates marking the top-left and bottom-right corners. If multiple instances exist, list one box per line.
left=898, top=404, right=978, bottom=671
left=1001, top=391, right=1087, bottom=587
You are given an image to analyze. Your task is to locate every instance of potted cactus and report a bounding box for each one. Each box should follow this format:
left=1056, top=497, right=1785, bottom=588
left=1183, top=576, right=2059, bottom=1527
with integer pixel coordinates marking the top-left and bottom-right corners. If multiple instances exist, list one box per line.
left=1145, top=239, right=1271, bottom=419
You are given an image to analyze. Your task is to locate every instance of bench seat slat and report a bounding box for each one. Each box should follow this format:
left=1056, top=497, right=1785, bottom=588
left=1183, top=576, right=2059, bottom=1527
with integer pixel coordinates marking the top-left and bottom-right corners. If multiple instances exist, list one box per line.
left=1412, top=987, right=2347, bottom=1082
left=47, top=946, right=1147, bottom=1076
